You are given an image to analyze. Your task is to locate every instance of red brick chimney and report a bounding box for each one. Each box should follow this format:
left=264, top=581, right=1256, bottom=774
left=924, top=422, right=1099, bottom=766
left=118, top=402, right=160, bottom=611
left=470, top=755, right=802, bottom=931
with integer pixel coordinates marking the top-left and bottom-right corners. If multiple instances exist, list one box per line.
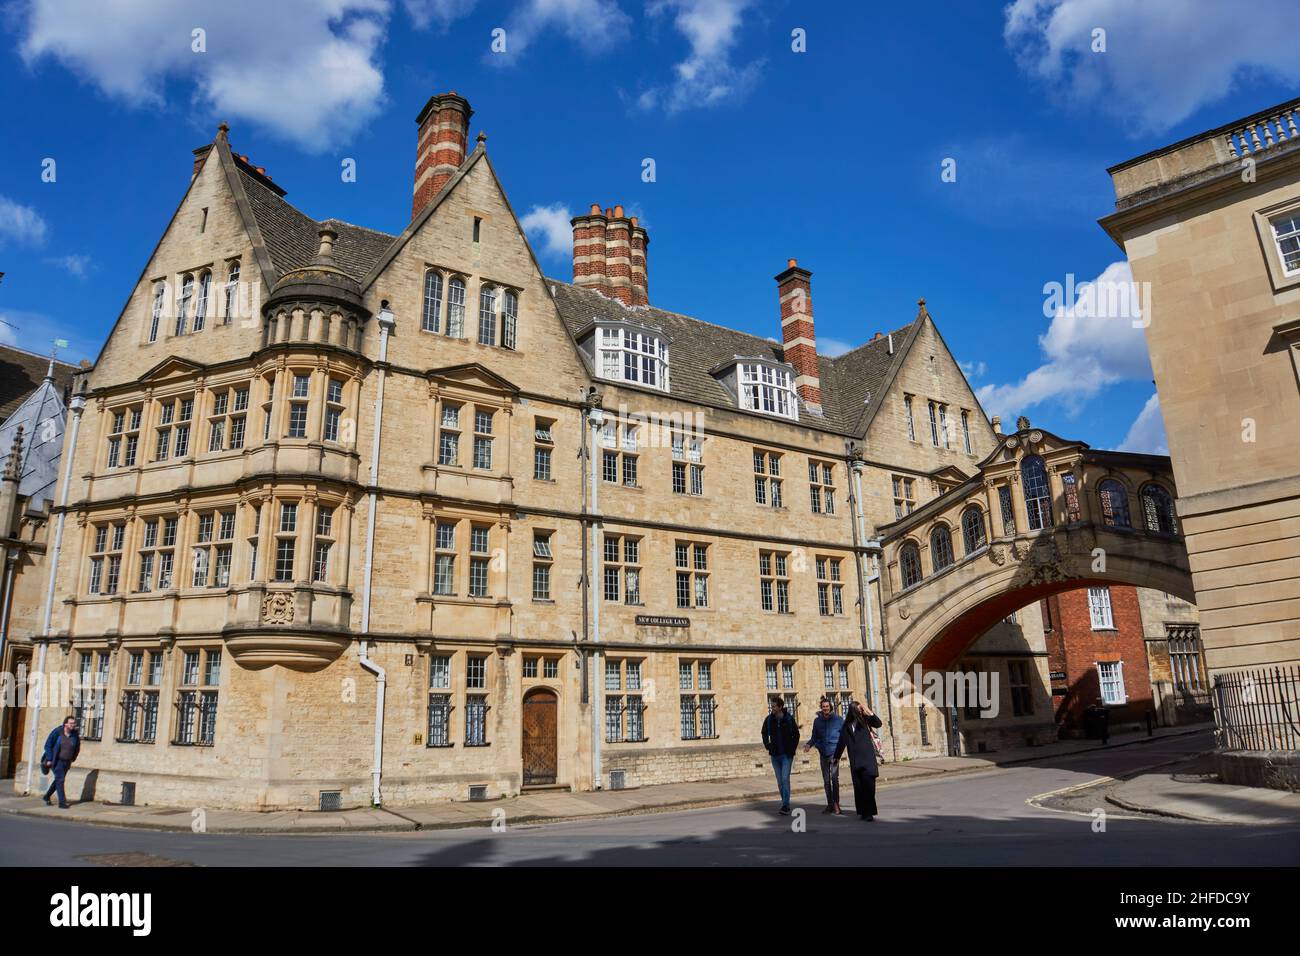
left=775, top=258, right=822, bottom=409
left=571, top=203, right=649, bottom=306
left=412, top=92, right=473, bottom=220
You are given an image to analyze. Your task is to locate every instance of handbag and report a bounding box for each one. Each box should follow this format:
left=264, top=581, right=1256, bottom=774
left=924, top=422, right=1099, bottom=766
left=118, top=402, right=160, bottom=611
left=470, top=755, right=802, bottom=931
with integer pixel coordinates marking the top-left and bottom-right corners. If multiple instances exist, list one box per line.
left=870, top=728, right=885, bottom=762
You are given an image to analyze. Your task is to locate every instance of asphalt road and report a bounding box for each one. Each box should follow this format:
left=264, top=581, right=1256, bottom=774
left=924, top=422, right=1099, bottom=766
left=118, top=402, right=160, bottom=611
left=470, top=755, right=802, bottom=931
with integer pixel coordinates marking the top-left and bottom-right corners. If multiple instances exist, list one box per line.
left=2, top=732, right=1297, bottom=866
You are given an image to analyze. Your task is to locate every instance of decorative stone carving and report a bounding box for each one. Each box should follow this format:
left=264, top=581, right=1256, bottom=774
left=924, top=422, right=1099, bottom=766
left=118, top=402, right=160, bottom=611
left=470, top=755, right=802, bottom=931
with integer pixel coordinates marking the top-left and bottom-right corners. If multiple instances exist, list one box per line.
left=989, top=545, right=1007, bottom=566
left=262, top=591, right=295, bottom=625
left=1029, top=429, right=1043, bottom=444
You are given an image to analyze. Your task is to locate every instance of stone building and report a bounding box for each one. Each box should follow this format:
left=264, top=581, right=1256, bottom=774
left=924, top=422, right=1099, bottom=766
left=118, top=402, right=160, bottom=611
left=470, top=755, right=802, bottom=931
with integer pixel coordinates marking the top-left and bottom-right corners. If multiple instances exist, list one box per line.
left=9, top=89, right=1173, bottom=811
left=1101, top=96, right=1300, bottom=674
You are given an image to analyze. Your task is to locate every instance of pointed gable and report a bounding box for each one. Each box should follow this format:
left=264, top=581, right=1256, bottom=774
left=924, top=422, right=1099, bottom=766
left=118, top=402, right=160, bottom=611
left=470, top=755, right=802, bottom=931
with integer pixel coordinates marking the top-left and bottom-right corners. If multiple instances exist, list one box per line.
left=0, top=366, right=67, bottom=505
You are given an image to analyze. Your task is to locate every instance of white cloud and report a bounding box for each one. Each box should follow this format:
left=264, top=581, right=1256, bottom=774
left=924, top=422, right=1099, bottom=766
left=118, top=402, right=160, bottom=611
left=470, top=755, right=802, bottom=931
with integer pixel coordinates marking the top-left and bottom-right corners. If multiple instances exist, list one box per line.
left=19, top=0, right=391, bottom=149
left=1003, top=0, right=1300, bottom=134
left=1117, top=392, right=1168, bottom=454
left=638, top=0, right=763, bottom=113
left=46, top=254, right=92, bottom=277
left=403, top=0, right=477, bottom=29
left=817, top=338, right=854, bottom=358
left=0, top=195, right=49, bottom=247
left=959, top=359, right=987, bottom=380
left=520, top=203, right=574, bottom=261
left=496, top=0, right=631, bottom=60
left=977, top=260, right=1151, bottom=419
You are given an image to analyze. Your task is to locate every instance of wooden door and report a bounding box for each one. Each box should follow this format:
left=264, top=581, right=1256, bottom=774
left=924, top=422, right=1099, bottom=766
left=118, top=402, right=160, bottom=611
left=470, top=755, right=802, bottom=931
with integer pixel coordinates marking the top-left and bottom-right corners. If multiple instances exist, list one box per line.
left=521, top=690, right=557, bottom=786
left=6, top=655, right=29, bottom=777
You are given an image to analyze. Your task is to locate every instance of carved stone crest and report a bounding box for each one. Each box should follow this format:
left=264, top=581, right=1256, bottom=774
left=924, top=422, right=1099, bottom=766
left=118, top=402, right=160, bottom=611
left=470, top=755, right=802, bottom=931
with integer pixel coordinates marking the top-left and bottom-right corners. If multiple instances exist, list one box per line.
left=989, top=545, right=1007, bottom=566
left=262, top=591, right=295, bottom=625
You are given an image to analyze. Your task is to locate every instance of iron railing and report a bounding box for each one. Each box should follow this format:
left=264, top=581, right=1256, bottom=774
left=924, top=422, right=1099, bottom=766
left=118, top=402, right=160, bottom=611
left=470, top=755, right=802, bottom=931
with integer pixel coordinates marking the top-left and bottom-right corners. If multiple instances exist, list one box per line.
left=1213, top=666, right=1300, bottom=752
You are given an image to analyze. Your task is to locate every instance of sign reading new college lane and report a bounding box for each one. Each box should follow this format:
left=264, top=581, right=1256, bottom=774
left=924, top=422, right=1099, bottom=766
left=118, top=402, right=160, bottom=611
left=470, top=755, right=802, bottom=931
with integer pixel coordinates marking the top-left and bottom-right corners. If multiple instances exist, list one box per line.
left=635, top=615, right=690, bottom=628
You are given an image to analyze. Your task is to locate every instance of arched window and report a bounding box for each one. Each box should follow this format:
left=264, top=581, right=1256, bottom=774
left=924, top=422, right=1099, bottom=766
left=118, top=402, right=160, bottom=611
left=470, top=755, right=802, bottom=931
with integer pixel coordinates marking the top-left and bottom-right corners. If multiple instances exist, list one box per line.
left=1021, top=454, right=1052, bottom=530
left=900, top=542, right=923, bottom=589
left=175, top=274, right=194, bottom=336
left=1098, top=479, right=1131, bottom=528
left=148, top=282, right=165, bottom=342
left=446, top=277, right=466, bottom=337
left=478, top=284, right=497, bottom=345
left=961, top=507, right=986, bottom=555
left=193, top=271, right=211, bottom=332
left=1141, top=483, right=1178, bottom=535
left=422, top=270, right=443, bottom=333
left=930, top=526, right=954, bottom=571
left=223, top=261, right=240, bottom=325
left=502, top=289, right=518, bottom=350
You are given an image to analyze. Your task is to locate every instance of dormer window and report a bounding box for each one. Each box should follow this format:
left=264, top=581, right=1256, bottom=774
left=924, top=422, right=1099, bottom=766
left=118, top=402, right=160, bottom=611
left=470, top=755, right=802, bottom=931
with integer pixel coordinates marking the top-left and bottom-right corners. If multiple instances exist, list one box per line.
left=739, top=363, right=798, bottom=420
left=596, top=325, right=669, bottom=390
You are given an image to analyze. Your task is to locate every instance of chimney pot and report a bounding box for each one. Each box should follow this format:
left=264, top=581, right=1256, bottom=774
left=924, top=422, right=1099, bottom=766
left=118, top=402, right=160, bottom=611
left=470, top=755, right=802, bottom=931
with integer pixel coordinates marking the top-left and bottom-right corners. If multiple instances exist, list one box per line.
left=992, top=416, right=1003, bottom=435
left=614, top=204, right=625, bottom=218
left=590, top=203, right=602, bottom=215
left=411, top=91, right=474, bottom=221
left=776, top=259, right=821, bottom=409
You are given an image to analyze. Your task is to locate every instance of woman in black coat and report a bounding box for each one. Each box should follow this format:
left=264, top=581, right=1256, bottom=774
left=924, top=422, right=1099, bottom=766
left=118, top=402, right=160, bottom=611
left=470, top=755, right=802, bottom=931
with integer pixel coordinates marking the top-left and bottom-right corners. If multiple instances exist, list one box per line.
left=832, top=700, right=884, bottom=820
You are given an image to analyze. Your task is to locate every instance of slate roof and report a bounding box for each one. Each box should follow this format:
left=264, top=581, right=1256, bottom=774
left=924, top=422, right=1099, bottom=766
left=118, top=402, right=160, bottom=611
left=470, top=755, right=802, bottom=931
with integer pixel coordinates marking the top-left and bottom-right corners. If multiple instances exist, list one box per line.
left=0, top=353, right=69, bottom=505
left=230, top=159, right=917, bottom=439
left=549, top=281, right=912, bottom=437
left=0, top=346, right=76, bottom=423
left=235, top=167, right=395, bottom=282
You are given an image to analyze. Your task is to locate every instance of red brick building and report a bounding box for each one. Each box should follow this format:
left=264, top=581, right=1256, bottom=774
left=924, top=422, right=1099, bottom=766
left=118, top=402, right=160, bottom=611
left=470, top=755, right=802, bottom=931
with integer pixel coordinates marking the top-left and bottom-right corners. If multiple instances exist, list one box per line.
left=1041, top=585, right=1156, bottom=737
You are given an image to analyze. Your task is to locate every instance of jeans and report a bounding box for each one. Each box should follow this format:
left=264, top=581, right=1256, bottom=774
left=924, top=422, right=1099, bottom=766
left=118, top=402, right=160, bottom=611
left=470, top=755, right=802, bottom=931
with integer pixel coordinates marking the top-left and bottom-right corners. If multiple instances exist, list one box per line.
left=44, top=759, right=71, bottom=806
left=770, top=753, right=793, bottom=807
left=819, top=752, right=841, bottom=807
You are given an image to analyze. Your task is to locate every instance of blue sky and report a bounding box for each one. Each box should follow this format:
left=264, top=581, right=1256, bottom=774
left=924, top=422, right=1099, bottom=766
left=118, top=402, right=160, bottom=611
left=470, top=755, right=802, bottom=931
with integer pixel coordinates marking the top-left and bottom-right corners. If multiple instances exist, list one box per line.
left=1, top=0, right=1296, bottom=452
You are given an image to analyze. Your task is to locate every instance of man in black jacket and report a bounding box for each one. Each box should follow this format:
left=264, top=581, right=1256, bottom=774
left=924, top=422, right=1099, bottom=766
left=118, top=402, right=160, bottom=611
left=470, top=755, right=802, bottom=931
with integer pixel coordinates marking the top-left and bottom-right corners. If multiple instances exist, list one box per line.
left=832, top=700, right=884, bottom=821
left=41, top=716, right=81, bottom=809
left=761, top=697, right=800, bottom=814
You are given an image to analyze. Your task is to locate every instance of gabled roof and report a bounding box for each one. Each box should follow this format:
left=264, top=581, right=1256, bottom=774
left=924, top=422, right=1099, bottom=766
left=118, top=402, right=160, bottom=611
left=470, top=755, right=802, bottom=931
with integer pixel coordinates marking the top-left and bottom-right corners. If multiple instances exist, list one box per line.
left=0, top=358, right=67, bottom=505
left=549, top=280, right=913, bottom=436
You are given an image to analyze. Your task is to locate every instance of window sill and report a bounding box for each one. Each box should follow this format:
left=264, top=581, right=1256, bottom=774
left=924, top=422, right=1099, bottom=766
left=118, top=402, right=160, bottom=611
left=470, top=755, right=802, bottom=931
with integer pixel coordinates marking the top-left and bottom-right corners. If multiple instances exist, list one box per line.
left=426, top=742, right=456, bottom=749
left=464, top=742, right=492, bottom=748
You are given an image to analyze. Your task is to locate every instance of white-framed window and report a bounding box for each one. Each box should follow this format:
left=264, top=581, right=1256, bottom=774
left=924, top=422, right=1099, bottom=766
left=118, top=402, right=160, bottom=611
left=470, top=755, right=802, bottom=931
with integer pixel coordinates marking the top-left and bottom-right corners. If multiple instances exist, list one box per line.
left=223, top=260, right=241, bottom=325
left=605, top=659, right=646, bottom=743
left=532, top=530, right=553, bottom=600
left=1098, top=660, right=1126, bottom=705
left=816, top=557, right=844, bottom=616
left=446, top=277, right=466, bottom=337
left=174, top=648, right=220, bottom=746
left=175, top=274, right=194, bottom=336
left=904, top=394, right=916, bottom=441
left=438, top=402, right=460, bottom=466
left=759, top=549, right=791, bottom=613
left=596, top=325, right=669, bottom=390
left=739, top=363, right=798, bottom=420
left=808, top=460, right=835, bottom=514
left=478, top=284, right=497, bottom=345
left=928, top=400, right=940, bottom=446
left=961, top=409, right=972, bottom=454
left=679, top=659, right=716, bottom=739
left=892, top=474, right=916, bottom=519
left=1273, top=213, right=1300, bottom=275
left=1088, top=586, right=1114, bottom=630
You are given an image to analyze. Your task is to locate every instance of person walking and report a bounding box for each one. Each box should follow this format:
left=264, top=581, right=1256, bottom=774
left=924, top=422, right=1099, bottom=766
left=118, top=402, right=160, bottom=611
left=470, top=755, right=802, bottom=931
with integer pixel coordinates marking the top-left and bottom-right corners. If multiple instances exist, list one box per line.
left=805, top=696, right=845, bottom=814
left=833, top=699, right=883, bottom=821
left=41, top=716, right=81, bottom=809
left=761, top=696, right=800, bottom=815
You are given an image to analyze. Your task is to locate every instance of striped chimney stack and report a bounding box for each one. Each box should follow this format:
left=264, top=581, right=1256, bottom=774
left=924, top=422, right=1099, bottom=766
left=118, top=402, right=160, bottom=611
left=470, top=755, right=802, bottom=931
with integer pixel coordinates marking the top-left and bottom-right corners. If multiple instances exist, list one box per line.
left=776, top=258, right=822, bottom=409
left=571, top=204, right=649, bottom=306
left=412, top=92, right=473, bottom=221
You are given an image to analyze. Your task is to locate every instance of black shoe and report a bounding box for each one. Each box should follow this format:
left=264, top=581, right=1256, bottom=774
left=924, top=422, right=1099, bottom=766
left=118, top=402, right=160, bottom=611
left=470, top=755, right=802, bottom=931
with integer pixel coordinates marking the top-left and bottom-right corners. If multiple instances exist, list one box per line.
left=58, top=803, right=71, bottom=810
left=42, top=795, right=51, bottom=805
left=820, top=806, right=834, bottom=814
left=779, top=805, right=791, bottom=815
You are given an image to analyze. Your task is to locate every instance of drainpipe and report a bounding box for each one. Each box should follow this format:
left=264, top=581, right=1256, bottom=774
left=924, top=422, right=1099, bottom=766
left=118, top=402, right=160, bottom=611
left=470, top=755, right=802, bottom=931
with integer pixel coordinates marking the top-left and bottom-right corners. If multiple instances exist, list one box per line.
left=849, top=450, right=897, bottom=761
left=25, top=389, right=86, bottom=795
left=588, top=407, right=604, bottom=790
left=358, top=303, right=395, bottom=807
left=579, top=391, right=592, bottom=705
left=587, top=403, right=605, bottom=790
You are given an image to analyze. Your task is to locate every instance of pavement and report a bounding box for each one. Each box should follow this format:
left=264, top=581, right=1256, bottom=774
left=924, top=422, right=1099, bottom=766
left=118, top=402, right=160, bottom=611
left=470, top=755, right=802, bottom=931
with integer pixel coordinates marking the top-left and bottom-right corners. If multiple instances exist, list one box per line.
left=0, top=721, right=1247, bottom=835
left=1107, top=752, right=1300, bottom=825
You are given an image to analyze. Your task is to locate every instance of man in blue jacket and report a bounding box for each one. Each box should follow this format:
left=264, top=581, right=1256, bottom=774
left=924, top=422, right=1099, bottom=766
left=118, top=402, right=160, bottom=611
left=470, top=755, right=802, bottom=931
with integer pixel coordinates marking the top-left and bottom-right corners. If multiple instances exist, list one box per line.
left=760, top=697, right=800, bottom=815
left=41, top=716, right=81, bottom=809
left=805, top=696, right=845, bottom=814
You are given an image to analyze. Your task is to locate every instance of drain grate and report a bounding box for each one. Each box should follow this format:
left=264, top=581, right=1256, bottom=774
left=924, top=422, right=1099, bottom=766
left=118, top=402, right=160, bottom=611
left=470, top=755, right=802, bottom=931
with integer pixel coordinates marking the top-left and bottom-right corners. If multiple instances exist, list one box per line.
left=319, top=790, right=343, bottom=811
left=468, top=784, right=488, bottom=801
left=120, top=782, right=136, bottom=806
left=609, top=769, right=626, bottom=790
